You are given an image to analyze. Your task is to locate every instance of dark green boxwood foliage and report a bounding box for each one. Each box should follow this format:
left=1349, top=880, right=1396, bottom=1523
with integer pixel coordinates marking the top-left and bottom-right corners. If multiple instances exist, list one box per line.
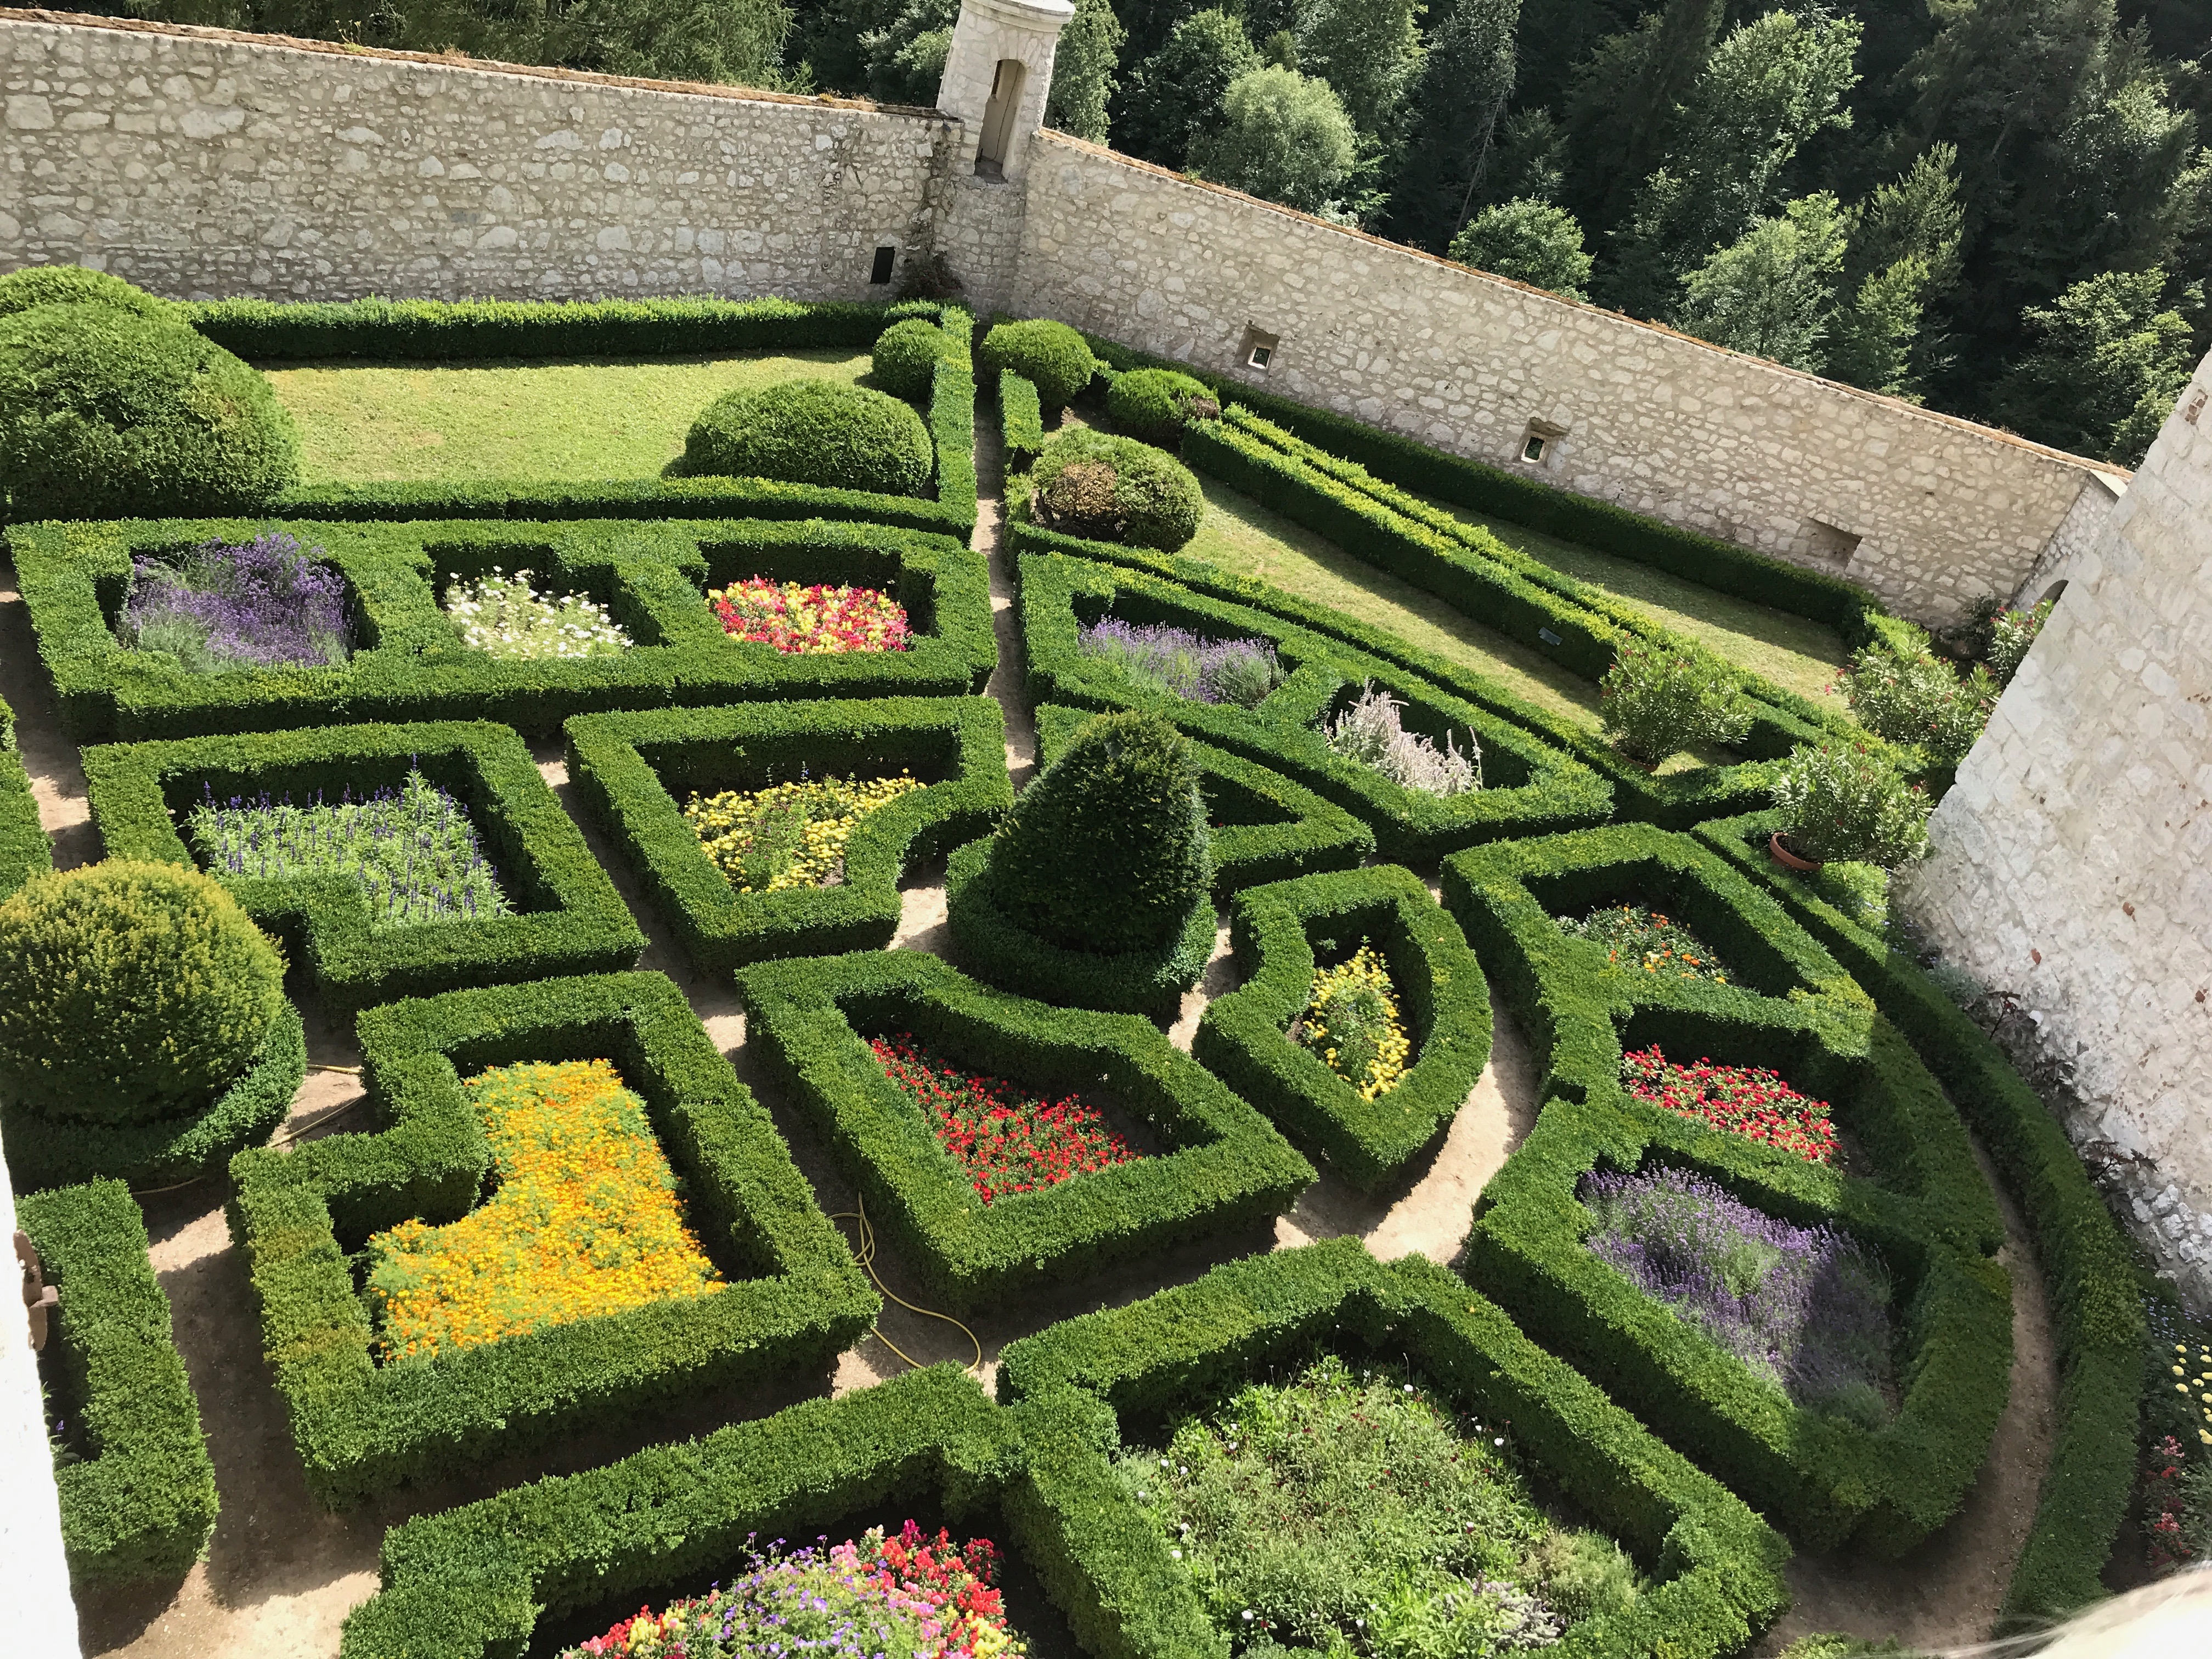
left=1107, top=368, right=1220, bottom=447
left=228, top=970, right=876, bottom=1508
left=82, top=720, right=645, bottom=1013
left=260, top=473, right=973, bottom=532
left=1000, top=369, right=1047, bottom=471
left=980, top=317, right=1099, bottom=409
left=873, top=317, right=967, bottom=399
left=565, top=696, right=1013, bottom=973
left=17, top=1178, right=218, bottom=1584
left=1022, top=428, right=1205, bottom=551
left=15, top=516, right=995, bottom=742
left=339, top=1367, right=1221, bottom=1659
left=998, top=1239, right=1793, bottom=1659
left=683, top=378, right=934, bottom=498
left=0, top=304, right=300, bottom=522
left=0, top=265, right=179, bottom=322
left=0, top=691, right=55, bottom=900
left=734, top=950, right=1314, bottom=1312
left=1691, top=809, right=2145, bottom=1625
left=1196, top=866, right=1492, bottom=1190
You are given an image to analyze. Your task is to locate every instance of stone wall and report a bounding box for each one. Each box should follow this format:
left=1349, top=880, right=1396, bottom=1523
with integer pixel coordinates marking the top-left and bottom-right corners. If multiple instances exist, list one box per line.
left=1902, top=350, right=2212, bottom=1308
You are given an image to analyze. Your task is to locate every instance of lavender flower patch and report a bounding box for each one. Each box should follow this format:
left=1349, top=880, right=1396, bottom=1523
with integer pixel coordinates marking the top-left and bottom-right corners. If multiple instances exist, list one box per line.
left=185, top=769, right=511, bottom=929
left=1581, top=1165, right=1896, bottom=1427
left=1075, top=616, right=1284, bottom=707
left=118, top=532, right=352, bottom=674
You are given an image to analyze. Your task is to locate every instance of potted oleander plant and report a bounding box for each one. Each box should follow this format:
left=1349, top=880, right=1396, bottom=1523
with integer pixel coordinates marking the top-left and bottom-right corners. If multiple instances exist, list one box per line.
left=1768, top=742, right=1933, bottom=871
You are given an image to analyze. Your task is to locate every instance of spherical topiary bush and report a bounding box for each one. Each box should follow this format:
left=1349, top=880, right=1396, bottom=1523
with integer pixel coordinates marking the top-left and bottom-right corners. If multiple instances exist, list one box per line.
left=871, top=318, right=967, bottom=401
left=682, top=378, right=934, bottom=496
left=0, top=304, right=300, bottom=521
left=0, top=861, right=287, bottom=1124
left=1024, top=427, right=1205, bottom=550
left=0, top=264, right=180, bottom=323
left=1107, top=368, right=1221, bottom=447
left=978, top=318, right=1098, bottom=409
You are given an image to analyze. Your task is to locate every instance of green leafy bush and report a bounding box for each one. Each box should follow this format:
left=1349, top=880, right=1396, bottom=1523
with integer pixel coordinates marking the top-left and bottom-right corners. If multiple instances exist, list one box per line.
left=979, top=317, right=1098, bottom=408
left=682, top=379, right=933, bottom=496
left=871, top=317, right=967, bottom=400
left=1771, top=742, right=1932, bottom=866
left=1987, top=597, right=2054, bottom=685
left=0, top=304, right=300, bottom=522
left=1599, top=641, right=1756, bottom=764
left=0, top=861, right=285, bottom=1124
left=0, top=265, right=179, bottom=322
left=1022, top=428, right=1205, bottom=550
left=1106, top=367, right=1220, bottom=447
left=1839, top=644, right=1995, bottom=764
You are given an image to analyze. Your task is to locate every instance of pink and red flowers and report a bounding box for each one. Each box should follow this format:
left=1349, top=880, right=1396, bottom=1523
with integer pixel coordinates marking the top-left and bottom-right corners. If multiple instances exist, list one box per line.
left=871, top=1031, right=1141, bottom=1202
left=1620, top=1044, right=1838, bottom=1165
left=708, top=577, right=912, bottom=653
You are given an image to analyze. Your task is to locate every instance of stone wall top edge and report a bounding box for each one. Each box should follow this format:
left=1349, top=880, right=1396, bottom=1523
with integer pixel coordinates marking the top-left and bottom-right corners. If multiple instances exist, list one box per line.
left=1032, top=131, right=2132, bottom=487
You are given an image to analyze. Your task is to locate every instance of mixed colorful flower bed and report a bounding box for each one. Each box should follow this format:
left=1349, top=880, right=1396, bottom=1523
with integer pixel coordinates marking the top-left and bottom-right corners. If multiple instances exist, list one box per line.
left=708, top=578, right=912, bottom=653
left=185, top=769, right=511, bottom=929
left=684, top=772, right=924, bottom=893
left=367, top=1059, right=724, bottom=1362
left=1582, top=1165, right=1895, bottom=1427
left=2140, top=1321, right=2212, bottom=1568
left=118, top=532, right=352, bottom=673
left=1561, top=905, right=1730, bottom=984
left=1619, top=1045, right=1838, bottom=1165
left=870, top=1031, right=1141, bottom=1203
left=442, top=566, right=631, bottom=659
left=1293, top=941, right=1413, bottom=1100
left=1075, top=616, right=1283, bottom=707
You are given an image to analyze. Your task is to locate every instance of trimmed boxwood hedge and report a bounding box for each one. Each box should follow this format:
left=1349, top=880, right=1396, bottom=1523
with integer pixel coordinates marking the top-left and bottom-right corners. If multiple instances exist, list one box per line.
left=565, top=696, right=1013, bottom=973
left=997, top=1238, right=1793, bottom=1659
left=684, top=379, right=936, bottom=498
left=17, top=1177, right=218, bottom=1584
left=82, top=720, right=645, bottom=1013
left=16, top=515, right=995, bottom=742
left=1001, top=368, right=1047, bottom=472
left=227, top=970, right=876, bottom=1509
left=339, top=1365, right=1222, bottom=1659
left=733, top=949, right=1314, bottom=1313
left=1195, top=865, right=1492, bottom=1190
left=0, top=691, right=50, bottom=899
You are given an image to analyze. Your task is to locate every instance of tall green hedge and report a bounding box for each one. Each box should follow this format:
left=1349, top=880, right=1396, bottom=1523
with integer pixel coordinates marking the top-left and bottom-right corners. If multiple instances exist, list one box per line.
left=0, top=690, right=50, bottom=900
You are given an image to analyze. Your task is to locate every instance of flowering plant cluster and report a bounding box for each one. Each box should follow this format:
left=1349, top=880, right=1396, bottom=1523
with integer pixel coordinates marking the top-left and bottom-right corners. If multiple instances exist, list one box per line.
left=1619, top=1046, right=1837, bottom=1165
left=119, top=532, right=352, bottom=673
left=708, top=578, right=912, bottom=654
left=870, top=1031, right=1141, bottom=1203
left=366, top=1058, right=724, bottom=1361
left=442, top=566, right=632, bottom=660
left=1835, top=644, right=1996, bottom=767
left=1293, top=943, right=1413, bottom=1101
left=185, top=769, right=511, bottom=929
left=1560, top=905, right=1730, bottom=984
left=1985, top=596, right=2053, bottom=685
left=1075, top=616, right=1283, bottom=707
left=2143, top=1434, right=2197, bottom=1570
left=561, top=1521, right=1027, bottom=1658
left=1325, top=682, right=1480, bottom=797
left=2165, top=1338, right=2212, bottom=1448
left=684, top=772, right=923, bottom=893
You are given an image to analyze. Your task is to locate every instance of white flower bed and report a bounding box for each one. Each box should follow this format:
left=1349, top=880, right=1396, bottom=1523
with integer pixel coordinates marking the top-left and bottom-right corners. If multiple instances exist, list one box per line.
left=443, top=568, right=633, bottom=661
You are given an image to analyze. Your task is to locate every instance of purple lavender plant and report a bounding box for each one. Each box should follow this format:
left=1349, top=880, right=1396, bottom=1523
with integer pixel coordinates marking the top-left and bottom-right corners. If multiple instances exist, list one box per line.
left=1076, top=616, right=1284, bottom=707
left=1581, top=1164, right=1896, bottom=1427
left=119, top=532, right=352, bottom=673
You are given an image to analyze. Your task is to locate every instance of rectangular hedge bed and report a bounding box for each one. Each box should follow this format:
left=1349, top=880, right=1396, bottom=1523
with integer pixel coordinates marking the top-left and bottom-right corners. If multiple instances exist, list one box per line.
left=565, top=696, right=1014, bottom=973
left=227, top=970, right=876, bottom=1509
left=81, top=720, right=645, bottom=1014
left=16, top=515, right=995, bottom=743
left=735, top=949, right=1316, bottom=1313
left=996, top=1238, right=1792, bottom=1659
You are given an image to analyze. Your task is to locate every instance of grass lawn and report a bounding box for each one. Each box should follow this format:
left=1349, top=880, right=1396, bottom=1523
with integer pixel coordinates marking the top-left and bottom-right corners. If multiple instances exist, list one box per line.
left=267, top=349, right=874, bottom=484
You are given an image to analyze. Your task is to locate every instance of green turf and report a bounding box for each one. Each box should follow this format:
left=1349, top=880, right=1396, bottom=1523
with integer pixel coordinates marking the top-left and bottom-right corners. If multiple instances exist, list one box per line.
left=267, top=349, right=875, bottom=484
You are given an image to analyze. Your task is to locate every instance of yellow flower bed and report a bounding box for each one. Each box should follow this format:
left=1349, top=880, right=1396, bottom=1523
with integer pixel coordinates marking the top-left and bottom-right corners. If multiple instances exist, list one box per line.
left=366, top=1059, right=724, bottom=1361
left=683, top=772, right=924, bottom=893
left=1295, top=943, right=1413, bottom=1101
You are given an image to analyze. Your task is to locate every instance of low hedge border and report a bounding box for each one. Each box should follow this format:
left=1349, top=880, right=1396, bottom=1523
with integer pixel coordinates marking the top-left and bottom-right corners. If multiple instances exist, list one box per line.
left=1001, top=368, right=1047, bottom=471
left=1692, top=809, right=2145, bottom=1624
left=565, top=696, right=1013, bottom=973
left=262, top=475, right=969, bottom=534
left=1, top=997, right=305, bottom=1193
left=997, top=1238, right=1793, bottom=1659
left=82, top=720, right=645, bottom=1013
left=17, top=1177, right=218, bottom=1584
left=339, top=1364, right=1222, bottom=1659
left=1019, top=548, right=1613, bottom=862
left=1034, top=703, right=1374, bottom=890
left=16, top=516, right=995, bottom=742
left=733, top=949, right=1314, bottom=1312
left=1194, top=865, right=1493, bottom=1190
left=0, top=690, right=50, bottom=899
left=227, top=970, right=876, bottom=1508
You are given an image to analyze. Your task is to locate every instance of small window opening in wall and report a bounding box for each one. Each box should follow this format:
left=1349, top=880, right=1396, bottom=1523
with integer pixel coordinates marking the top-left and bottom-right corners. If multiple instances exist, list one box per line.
left=870, top=245, right=896, bottom=285
left=1519, top=419, right=1566, bottom=465
left=1242, top=327, right=1280, bottom=370
left=1804, top=519, right=1861, bottom=566
left=976, top=59, right=1026, bottom=179
left=2037, top=578, right=2069, bottom=607
left=1521, top=432, right=1548, bottom=462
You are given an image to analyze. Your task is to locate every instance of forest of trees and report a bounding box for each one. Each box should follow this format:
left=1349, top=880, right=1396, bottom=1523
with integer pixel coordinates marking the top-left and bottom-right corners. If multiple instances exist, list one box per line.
left=94, top=0, right=2211, bottom=465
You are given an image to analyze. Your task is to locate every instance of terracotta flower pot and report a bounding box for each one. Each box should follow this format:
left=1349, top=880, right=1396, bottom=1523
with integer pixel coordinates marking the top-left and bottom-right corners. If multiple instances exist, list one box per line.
left=1768, top=831, right=1823, bottom=873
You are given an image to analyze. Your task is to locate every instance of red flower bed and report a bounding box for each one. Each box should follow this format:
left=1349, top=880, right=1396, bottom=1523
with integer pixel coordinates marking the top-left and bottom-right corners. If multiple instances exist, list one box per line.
left=1620, top=1045, right=1838, bottom=1165
left=870, top=1031, right=1141, bottom=1202
left=708, top=577, right=912, bottom=653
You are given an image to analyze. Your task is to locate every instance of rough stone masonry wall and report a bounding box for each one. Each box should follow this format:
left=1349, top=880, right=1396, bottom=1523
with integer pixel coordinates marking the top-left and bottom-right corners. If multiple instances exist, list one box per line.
left=1903, top=348, right=2212, bottom=1310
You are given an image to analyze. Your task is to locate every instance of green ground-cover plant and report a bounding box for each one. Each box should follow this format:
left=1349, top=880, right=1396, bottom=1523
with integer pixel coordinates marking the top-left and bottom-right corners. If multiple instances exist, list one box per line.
left=1771, top=743, right=1933, bottom=866
left=980, top=318, right=1099, bottom=409
left=1107, top=367, right=1221, bottom=447
left=1015, top=428, right=1206, bottom=551
left=682, top=377, right=935, bottom=497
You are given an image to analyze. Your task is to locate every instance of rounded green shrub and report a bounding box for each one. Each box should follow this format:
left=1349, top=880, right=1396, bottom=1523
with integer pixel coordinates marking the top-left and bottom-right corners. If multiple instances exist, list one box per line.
left=1771, top=742, right=1932, bottom=867
left=986, top=710, right=1212, bottom=954
left=1024, top=427, right=1205, bottom=550
left=871, top=317, right=966, bottom=400
left=0, top=264, right=179, bottom=323
left=979, top=318, right=1098, bottom=409
left=0, top=861, right=288, bottom=1124
left=682, top=378, right=934, bottom=496
left=0, top=303, right=300, bottom=521
left=1107, top=368, right=1221, bottom=447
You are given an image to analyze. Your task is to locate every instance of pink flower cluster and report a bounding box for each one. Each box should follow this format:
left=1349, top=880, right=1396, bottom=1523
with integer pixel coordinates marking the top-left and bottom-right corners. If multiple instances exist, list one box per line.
left=708, top=577, right=912, bottom=654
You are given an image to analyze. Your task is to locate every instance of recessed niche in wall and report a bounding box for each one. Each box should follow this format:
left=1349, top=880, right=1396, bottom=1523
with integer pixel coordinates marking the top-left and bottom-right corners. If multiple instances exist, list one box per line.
left=1519, top=419, right=1567, bottom=466
left=870, top=245, right=896, bottom=285
left=1804, top=519, right=1862, bottom=566
left=1241, top=326, right=1280, bottom=371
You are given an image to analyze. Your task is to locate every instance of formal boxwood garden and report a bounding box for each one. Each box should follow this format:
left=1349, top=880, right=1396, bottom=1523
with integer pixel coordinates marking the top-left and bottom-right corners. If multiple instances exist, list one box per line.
left=0, top=692, right=52, bottom=900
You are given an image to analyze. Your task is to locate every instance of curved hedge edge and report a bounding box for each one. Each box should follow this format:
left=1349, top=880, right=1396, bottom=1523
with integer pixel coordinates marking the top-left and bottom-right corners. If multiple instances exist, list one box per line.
left=1195, top=865, right=1492, bottom=1190
left=0, top=999, right=303, bottom=1193
left=17, top=1177, right=218, bottom=1584
left=1690, top=809, right=2145, bottom=1624
left=0, top=732, right=52, bottom=900
left=1001, top=369, right=1047, bottom=472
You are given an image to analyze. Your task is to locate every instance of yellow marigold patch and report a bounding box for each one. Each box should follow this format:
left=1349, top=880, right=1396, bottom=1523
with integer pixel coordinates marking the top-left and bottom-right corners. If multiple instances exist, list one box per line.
left=1295, top=943, right=1414, bottom=1101
left=684, top=772, right=923, bottom=893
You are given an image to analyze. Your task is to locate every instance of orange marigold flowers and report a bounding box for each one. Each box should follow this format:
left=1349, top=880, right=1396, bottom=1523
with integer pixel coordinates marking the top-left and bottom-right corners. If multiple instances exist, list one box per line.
left=366, top=1058, right=724, bottom=1361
